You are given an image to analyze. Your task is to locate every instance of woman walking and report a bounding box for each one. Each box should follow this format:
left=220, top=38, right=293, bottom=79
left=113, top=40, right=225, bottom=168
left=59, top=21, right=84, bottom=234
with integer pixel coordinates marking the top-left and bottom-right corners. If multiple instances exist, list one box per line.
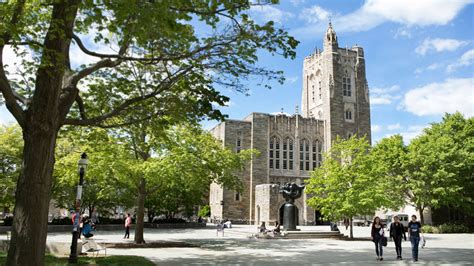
left=124, top=213, right=132, bottom=239
left=408, top=215, right=422, bottom=262
left=390, top=216, right=407, bottom=260
left=371, top=216, right=385, bottom=261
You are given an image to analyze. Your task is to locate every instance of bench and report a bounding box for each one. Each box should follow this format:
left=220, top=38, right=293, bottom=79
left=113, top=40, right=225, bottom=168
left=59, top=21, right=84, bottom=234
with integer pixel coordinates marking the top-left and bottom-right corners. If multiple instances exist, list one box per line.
left=81, top=238, right=107, bottom=257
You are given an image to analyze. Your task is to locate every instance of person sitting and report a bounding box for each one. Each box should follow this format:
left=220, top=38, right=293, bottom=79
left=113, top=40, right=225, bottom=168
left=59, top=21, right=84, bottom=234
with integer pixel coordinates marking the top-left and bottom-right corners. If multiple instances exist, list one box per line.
left=81, top=214, right=95, bottom=238
left=272, top=221, right=281, bottom=236
left=259, top=222, right=268, bottom=234
left=224, top=220, right=232, bottom=229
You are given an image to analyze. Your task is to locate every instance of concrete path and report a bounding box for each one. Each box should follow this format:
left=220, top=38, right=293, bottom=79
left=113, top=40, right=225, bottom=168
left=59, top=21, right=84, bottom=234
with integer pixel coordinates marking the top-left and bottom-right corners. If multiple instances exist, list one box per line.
left=2, top=225, right=473, bottom=265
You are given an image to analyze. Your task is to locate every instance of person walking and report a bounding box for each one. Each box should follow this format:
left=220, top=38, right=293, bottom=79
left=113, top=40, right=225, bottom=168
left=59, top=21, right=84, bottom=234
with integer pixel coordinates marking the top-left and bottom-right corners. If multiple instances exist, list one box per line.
left=371, top=216, right=385, bottom=261
left=390, top=215, right=407, bottom=260
left=124, top=213, right=132, bottom=239
left=408, top=215, right=422, bottom=262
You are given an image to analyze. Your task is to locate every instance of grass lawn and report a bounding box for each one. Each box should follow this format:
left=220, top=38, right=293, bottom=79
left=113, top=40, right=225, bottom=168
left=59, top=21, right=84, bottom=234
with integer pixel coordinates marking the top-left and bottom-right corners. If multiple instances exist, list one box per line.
left=0, top=251, right=155, bottom=265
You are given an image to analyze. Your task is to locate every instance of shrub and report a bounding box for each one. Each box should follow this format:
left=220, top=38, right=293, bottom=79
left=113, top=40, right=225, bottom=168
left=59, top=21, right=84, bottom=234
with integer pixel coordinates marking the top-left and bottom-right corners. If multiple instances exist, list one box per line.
left=423, top=223, right=470, bottom=233
left=3, top=216, right=13, bottom=226
left=49, top=217, right=72, bottom=225
left=198, top=205, right=210, bottom=218
left=437, top=223, right=470, bottom=233
left=152, top=218, right=186, bottom=224
left=97, top=217, right=127, bottom=224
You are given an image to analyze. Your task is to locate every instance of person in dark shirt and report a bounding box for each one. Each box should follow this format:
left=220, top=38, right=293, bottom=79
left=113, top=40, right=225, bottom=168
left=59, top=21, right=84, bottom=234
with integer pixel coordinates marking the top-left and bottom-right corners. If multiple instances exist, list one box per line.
left=390, top=216, right=407, bottom=260
left=371, top=216, right=385, bottom=261
left=408, top=215, right=422, bottom=262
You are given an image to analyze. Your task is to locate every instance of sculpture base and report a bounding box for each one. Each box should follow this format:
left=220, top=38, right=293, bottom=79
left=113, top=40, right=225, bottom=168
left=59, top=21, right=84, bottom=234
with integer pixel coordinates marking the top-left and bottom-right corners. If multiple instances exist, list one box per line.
left=284, top=228, right=301, bottom=231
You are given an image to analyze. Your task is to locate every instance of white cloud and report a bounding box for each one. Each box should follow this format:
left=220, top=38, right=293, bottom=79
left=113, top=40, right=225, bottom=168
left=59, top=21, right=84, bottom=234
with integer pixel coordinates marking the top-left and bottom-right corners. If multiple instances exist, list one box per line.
left=427, top=63, right=442, bottom=70
left=290, top=0, right=305, bottom=7
left=387, top=123, right=402, bottom=130
left=372, top=124, right=382, bottom=133
left=403, top=78, right=474, bottom=117
left=292, top=0, right=472, bottom=38
left=286, top=76, right=298, bottom=84
left=250, top=5, right=294, bottom=24
left=394, top=27, right=412, bottom=38
left=370, top=85, right=402, bottom=105
left=415, top=38, right=469, bottom=56
left=446, top=49, right=474, bottom=72
left=300, top=6, right=331, bottom=24
left=385, top=124, right=427, bottom=144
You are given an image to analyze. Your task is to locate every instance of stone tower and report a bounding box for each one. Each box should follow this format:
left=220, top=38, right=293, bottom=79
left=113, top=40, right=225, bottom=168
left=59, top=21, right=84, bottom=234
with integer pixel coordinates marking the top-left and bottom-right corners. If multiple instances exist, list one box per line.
left=301, top=23, right=371, bottom=149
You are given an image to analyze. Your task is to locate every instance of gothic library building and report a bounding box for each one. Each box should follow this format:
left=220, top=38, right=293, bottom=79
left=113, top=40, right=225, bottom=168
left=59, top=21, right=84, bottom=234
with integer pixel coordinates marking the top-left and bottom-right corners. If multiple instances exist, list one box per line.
left=209, top=24, right=372, bottom=225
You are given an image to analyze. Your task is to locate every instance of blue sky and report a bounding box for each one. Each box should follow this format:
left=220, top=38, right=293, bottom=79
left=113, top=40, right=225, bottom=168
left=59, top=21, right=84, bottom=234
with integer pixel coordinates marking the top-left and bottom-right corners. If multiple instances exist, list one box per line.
left=1, top=0, right=473, bottom=144
left=203, top=0, right=474, bottom=143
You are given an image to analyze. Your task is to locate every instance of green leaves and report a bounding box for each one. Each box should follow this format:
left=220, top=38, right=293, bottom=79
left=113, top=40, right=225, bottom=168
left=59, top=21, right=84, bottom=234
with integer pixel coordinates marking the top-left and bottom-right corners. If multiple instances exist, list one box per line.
left=0, top=125, right=23, bottom=209
left=306, top=136, right=391, bottom=222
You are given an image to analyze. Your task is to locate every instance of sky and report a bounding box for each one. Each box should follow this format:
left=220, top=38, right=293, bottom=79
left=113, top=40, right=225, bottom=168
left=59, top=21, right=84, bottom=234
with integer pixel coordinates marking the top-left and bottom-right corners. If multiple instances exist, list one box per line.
left=1, top=0, right=473, bottom=144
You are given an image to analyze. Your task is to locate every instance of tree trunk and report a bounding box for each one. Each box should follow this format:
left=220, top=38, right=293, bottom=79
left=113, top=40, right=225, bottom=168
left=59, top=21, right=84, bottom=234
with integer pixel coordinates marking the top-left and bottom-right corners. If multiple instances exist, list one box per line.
left=349, top=217, right=354, bottom=239
left=7, top=127, right=58, bottom=266
left=134, top=177, right=146, bottom=244
left=418, top=206, right=425, bottom=224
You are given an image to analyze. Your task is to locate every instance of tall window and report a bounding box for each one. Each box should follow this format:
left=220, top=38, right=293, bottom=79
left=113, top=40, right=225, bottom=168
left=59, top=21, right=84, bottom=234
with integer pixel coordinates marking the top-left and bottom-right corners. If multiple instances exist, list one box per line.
left=236, top=138, right=242, bottom=153
left=283, top=138, right=294, bottom=170
left=312, top=140, right=317, bottom=170
left=343, top=70, right=351, bottom=97
left=275, top=137, right=280, bottom=169
left=300, top=139, right=309, bottom=171
left=312, top=85, right=315, bottom=102
left=345, top=110, right=352, bottom=120
left=318, top=81, right=322, bottom=99
left=289, top=139, right=294, bottom=170
left=269, top=137, right=275, bottom=169
left=235, top=191, right=241, bottom=201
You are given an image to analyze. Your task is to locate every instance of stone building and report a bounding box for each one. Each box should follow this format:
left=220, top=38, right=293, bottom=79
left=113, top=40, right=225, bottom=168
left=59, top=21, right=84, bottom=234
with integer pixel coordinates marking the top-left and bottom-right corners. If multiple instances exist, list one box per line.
left=209, top=23, right=372, bottom=225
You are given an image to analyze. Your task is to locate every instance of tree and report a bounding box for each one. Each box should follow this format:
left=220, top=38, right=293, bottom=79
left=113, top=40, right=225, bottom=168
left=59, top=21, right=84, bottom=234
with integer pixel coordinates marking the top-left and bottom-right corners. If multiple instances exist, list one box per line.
left=0, top=125, right=23, bottom=212
left=52, top=127, right=134, bottom=217
left=306, top=136, right=397, bottom=238
left=407, top=113, right=473, bottom=223
left=370, top=112, right=473, bottom=224
left=0, top=1, right=297, bottom=264
left=144, top=124, right=253, bottom=220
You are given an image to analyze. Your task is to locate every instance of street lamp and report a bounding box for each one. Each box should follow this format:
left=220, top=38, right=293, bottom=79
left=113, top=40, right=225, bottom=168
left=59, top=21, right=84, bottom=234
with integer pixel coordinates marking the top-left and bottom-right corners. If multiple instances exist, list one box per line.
left=68, top=152, right=88, bottom=263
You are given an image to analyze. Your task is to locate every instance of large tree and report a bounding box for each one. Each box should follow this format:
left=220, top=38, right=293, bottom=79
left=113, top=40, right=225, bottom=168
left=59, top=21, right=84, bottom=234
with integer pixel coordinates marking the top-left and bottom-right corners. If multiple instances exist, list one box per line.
left=306, top=136, right=399, bottom=238
left=0, top=1, right=297, bottom=264
left=407, top=112, right=473, bottom=223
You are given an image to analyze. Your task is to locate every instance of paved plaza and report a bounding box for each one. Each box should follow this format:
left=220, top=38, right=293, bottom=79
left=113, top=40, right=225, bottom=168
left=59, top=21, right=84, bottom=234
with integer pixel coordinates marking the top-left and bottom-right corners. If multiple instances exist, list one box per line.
left=12, top=225, right=470, bottom=265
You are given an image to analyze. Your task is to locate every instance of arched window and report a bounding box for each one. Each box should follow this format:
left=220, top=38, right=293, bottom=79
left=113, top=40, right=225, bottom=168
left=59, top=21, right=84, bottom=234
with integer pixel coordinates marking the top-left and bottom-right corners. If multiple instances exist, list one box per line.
left=343, top=70, right=351, bottom=97
left=314, top=140, right=323, bottom=168
left=300, top=139, right=310, bottom=171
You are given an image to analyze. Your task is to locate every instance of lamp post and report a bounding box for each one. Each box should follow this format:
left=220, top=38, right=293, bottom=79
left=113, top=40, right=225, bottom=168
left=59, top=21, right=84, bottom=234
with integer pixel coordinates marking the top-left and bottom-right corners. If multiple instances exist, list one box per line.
left=68, top=152, right=88, bottom=263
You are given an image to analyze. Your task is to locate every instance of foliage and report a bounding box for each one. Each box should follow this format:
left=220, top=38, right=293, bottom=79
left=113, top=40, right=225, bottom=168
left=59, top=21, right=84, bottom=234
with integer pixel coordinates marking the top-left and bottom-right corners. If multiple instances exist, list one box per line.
left=48, top=217, right=72, bottom=225
left=152, top=218, right=187, bottom=224
left=52, top=127, right=135, bottom=215
left=408, top=112, right=473, bottom=214
left=422, top=224, right=470, bottom=234
left=144, top=124, right=256, bottom=218
left=0, top=125, right=23, bottom=210
left=306, top=136, right=398, bottom=234
left=199, top=205, right=211, bottom=217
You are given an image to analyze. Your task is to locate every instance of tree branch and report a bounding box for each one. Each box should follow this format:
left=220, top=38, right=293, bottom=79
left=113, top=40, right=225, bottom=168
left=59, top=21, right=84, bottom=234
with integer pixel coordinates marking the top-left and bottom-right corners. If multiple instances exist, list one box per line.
left=62, top=65, right=193, bottom=127
left=0, top=0, right=27, bottom=128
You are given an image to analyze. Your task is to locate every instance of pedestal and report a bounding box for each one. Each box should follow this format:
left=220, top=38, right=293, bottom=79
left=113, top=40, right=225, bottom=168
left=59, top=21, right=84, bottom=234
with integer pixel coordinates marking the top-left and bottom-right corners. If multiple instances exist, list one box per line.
left=283, top=202, right=299, bottom=231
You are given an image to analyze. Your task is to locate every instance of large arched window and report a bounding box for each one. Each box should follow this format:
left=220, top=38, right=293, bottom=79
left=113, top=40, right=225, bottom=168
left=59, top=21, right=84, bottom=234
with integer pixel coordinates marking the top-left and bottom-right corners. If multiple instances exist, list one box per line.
left=343, top=70, right=351, bottom=97
left=300, top=139, right=310, bottom=171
